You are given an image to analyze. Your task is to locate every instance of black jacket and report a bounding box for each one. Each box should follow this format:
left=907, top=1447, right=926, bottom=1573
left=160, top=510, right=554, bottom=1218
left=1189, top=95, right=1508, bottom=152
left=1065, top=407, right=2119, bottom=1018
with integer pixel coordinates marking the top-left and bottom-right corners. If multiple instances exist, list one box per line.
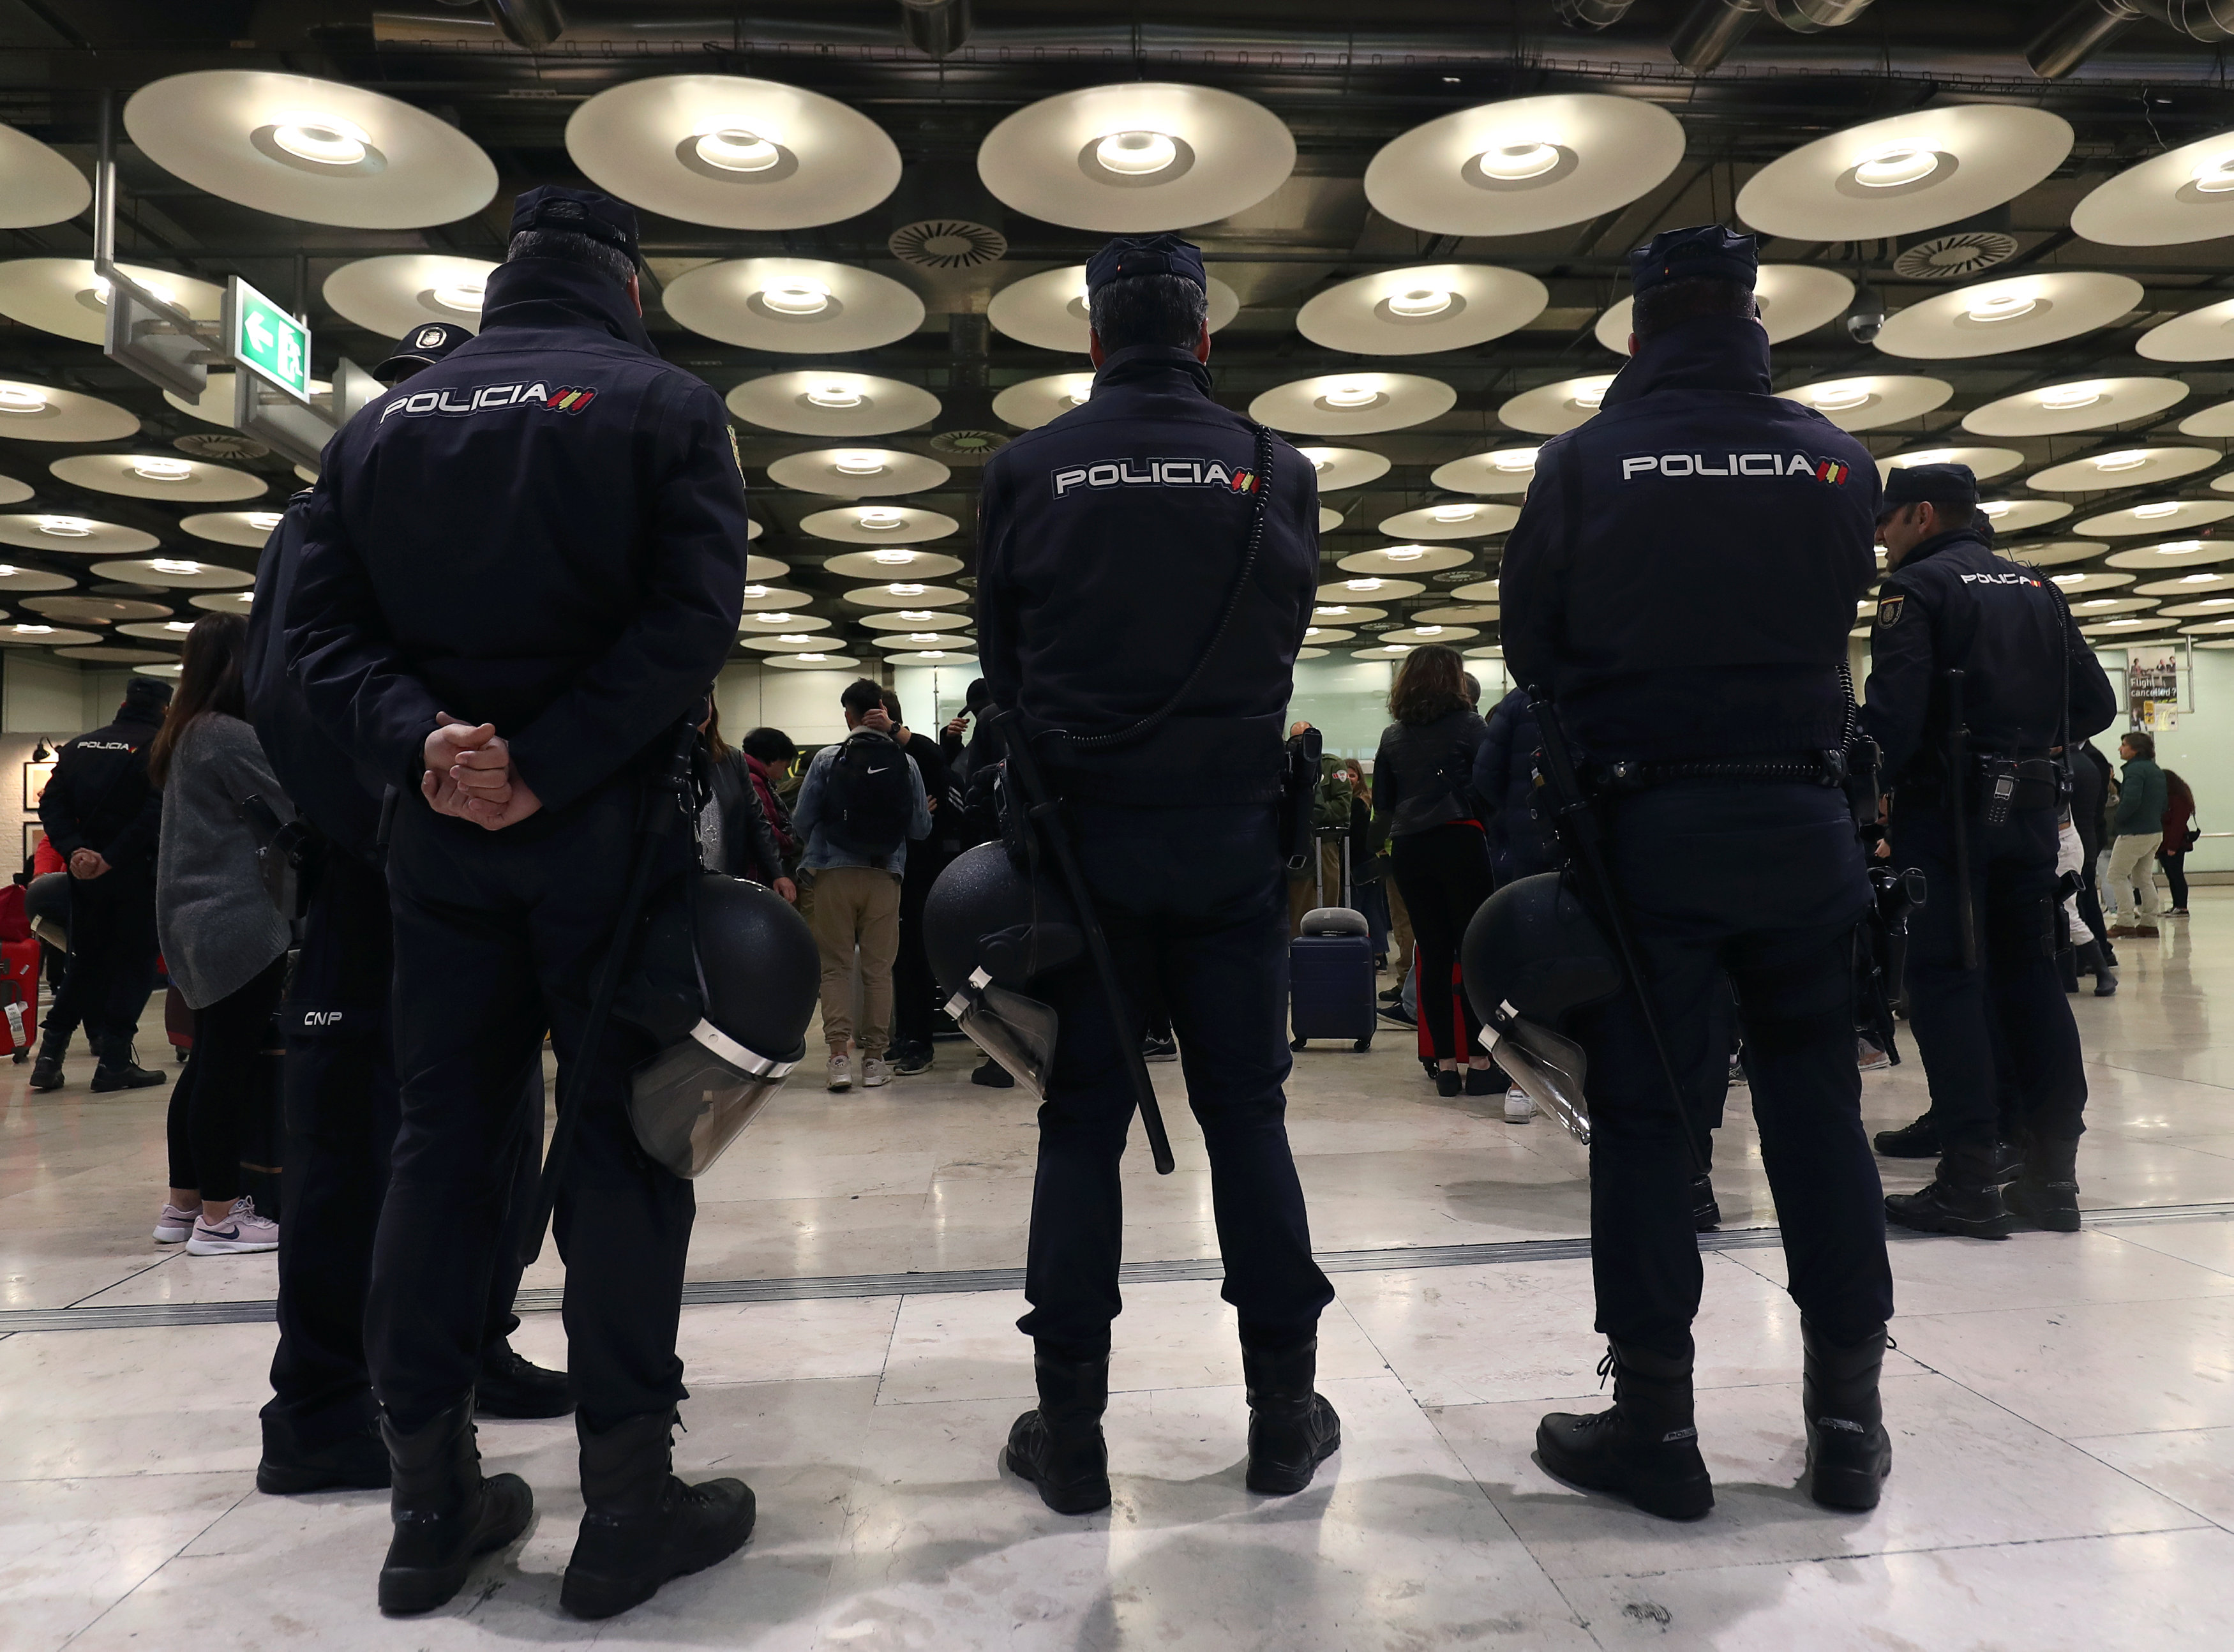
left=704, top=748, right=788, bottom=885
left=285, top=258, right=750, bottom=819
left=975, top=344, right=1319, bottom=805
left=1372, top=706, right=1489, bottom=838
left=2070, top=740, right=2111, bottom=861
left=1501, top=314, right=1878, bottom=763
left=39, top=703, right=165, bottom=873
left=1862, top=527, right=2118, bottom=787
left=1472, top=687, right=1558, bottom=881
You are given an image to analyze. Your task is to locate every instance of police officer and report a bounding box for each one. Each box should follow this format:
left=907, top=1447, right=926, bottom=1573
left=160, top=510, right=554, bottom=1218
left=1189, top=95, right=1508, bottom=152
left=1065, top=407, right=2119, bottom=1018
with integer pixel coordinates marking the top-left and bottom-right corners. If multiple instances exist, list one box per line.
left=1863, top=463, right=2117, bottom=1238
left=31, top=677, right=172, bottom=1092
left=1499, top=225, right=1895, bottom=1520
left=287, top=186, right=754, bottom=1619
left=975, top=233, right=1340, bottom=1513
left=244, top=320, right=569, bottom=1503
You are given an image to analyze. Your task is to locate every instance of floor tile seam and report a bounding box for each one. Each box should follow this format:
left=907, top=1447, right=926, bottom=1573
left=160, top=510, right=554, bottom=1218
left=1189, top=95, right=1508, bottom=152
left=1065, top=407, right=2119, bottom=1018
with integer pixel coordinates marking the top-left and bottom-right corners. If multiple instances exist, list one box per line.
left=54, top=1483, right=255, bottom=1651
left=2098, top=1227, right=2234, bottom=1281
left=2061, top=1436, right=2234, bottom=1534
left=1546, top=1520, right=2224, bottom=1586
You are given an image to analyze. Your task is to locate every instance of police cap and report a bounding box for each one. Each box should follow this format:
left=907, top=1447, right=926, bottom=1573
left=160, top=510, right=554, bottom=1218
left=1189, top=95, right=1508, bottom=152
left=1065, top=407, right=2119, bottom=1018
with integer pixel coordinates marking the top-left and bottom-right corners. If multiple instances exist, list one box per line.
left=1882, top=462, right=1978, bottom=515
left=1631, top=223, right=1759, bottom=295
left=509, top=184, right=640, bottom=264
left=373, top=319, right=473, bottom=386
left=124, top=675, right=173, bottom=711
left=1085, top=233, right=1207, bottom=295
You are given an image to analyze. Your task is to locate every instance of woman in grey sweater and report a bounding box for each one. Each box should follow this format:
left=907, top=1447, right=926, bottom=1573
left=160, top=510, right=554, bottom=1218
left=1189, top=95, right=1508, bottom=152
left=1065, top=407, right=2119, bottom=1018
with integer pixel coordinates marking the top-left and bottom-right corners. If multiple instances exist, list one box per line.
left=149, top=614, right=296, bottom=1258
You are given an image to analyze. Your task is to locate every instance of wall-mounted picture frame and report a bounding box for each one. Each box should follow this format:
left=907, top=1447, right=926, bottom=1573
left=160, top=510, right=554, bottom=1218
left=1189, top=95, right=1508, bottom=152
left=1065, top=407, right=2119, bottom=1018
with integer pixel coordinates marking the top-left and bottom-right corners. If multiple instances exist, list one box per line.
left=23, top=759, right=56, bottom=812
left=23, top=822, right=46, bottom=864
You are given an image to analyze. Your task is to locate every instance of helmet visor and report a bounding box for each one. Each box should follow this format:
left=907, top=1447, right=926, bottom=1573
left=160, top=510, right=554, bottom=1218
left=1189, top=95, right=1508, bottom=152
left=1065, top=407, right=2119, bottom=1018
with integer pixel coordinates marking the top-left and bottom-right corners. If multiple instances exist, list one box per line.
left=1492, top=1018, right=1593, bottom=1145
left=627, top=1019, right=798, bottom=1179
left=946, top=970, right=1058, bottom=1099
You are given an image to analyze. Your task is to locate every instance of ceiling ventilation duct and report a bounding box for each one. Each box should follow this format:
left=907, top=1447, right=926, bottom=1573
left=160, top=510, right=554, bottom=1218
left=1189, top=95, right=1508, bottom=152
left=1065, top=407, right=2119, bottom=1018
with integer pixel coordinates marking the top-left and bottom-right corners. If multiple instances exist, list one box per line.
left=1556, top=0, right=1637, bottom=26
left=1762, top=0, right=1876, bottom=27
left=480, top=0, right=566, bottom=49
left=2028, top=0, right=2234, bottom=78
left=1672, top=0, right=1763, bottom=71
left=899, top=0, right=970, bottom=57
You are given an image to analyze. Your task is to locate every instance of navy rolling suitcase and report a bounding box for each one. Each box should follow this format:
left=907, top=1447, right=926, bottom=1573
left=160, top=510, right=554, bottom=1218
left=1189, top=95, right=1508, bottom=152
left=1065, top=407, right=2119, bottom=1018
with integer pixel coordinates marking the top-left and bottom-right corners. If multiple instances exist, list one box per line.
left=1291, top=908, right=1376, bottom=1053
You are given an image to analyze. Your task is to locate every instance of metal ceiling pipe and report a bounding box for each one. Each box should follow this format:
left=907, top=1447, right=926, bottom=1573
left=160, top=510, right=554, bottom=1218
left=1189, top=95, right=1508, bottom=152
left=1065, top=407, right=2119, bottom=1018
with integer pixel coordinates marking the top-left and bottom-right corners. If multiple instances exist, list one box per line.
left=2027, top=0, right=2143, bottom=75
left=899, top=0, right=970, bottom=57
left=1672, top=0, right=1763, bottom=71
left=481, top=0, right=566, bottom=49
left=2141, top=0, right=2234, bottom=41
left=1556, top=0, right=1637, bottom=28
left=1763, top=0, right=1875, bottom=28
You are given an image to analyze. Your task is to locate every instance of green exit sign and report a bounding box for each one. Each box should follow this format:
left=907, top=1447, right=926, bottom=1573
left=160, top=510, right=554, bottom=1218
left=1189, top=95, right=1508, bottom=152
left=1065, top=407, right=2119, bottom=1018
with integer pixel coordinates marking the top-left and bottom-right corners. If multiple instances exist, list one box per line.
left=225, top=276, right=311, bottom=402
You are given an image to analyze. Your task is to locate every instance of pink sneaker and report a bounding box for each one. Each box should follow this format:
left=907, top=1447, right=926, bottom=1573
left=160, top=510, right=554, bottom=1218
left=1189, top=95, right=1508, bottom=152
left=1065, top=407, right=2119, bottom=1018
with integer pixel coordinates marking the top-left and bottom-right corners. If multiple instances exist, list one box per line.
left=153, top=1202, right=197, bottom=1245
left=186, top=1196, right=280, bottom=1256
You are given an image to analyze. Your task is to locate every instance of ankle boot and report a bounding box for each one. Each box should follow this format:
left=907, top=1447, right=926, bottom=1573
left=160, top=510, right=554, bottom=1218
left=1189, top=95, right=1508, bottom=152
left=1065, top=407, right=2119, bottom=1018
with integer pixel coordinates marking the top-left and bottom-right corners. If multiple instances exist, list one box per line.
left=90, top=1033, right=165, bottom=1092
left=1871, top=1113, right=1940, bottom=1159
left=475, top=1341, right=575, bottom=1419
left=1242, top=1339, right=1342, bottom=1494
left=1691, top=1173, right=1721, bottom=1233
left=1536, top=1339, right=1713, bottom=1521
left=29, top=1028, right=68, bottom=1092
left=1801, top=1321, right=1892, bottom=1510
left=1003, top=1346, right=1111, bottom=1514
left=2007, top=1134, right=2082, bottom=1233
left=377, top=1398, right=532, bottom=1616
left=1884, top=1144, right=2016, bottom=1239
left=561, top=1410, right=755, bottom=1620
left=257, top=1409, right=390, bottom=1496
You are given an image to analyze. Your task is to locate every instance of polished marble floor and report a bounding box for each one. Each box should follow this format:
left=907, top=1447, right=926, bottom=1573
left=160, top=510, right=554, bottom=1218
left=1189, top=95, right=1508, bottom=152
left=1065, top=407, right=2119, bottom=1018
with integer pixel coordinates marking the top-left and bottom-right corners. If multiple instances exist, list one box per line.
left=3, top=894, right=2232, bottom=1648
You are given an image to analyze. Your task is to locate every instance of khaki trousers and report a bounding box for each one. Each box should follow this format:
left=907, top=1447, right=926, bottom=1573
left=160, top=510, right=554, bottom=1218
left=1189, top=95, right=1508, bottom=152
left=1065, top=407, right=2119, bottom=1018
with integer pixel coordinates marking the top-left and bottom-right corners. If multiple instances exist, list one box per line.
left=2104, top=832, right=2166, bottom=921
left=807, top=864, right=902, bottom=1057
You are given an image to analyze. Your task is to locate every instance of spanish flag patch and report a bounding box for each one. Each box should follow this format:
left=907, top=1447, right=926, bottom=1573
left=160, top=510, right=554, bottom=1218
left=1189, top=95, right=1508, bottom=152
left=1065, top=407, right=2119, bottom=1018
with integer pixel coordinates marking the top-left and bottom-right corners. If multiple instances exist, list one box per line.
left=1815, top=459, right=1850, bottom=485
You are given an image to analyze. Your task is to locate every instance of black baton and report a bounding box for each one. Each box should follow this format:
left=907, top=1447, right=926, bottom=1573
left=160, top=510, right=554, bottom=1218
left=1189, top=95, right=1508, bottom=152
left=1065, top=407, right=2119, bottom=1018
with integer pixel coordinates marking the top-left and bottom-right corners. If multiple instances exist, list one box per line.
left=1944, top=668, right=1979, bottom=972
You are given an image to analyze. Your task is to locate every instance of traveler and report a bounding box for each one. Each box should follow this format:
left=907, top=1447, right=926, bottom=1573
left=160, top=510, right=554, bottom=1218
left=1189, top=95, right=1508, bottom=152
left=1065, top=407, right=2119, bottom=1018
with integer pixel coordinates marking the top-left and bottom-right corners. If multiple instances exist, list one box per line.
left=2104, top=731, right=2167, bottom=937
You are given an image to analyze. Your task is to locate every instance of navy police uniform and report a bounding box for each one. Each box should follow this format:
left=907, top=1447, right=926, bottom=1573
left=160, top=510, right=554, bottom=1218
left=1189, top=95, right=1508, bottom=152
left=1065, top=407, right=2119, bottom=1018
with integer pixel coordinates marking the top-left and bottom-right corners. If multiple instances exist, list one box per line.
left=976, top=237, right=1335, bottom=1362
left=246, top=332, right=558, bottom=1480
left=34, top=682, right=169, bottom=1075
left=286, top=189, right=749, bottom=1437
left=1863, top=463, right=2117, bottom=1228
left=1501, top=229, right=1894, bottom=1360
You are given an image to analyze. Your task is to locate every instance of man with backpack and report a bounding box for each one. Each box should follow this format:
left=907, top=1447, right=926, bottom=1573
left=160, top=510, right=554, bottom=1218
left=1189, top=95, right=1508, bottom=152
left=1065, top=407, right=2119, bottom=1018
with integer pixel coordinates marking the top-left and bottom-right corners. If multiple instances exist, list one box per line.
left=790, top=678, right=932, bottom=1091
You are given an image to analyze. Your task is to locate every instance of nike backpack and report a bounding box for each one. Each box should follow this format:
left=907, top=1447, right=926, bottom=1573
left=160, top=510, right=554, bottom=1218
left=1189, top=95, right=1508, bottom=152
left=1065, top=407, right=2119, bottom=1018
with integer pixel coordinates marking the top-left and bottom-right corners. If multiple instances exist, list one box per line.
left=821, top=729, right=915, bottom=859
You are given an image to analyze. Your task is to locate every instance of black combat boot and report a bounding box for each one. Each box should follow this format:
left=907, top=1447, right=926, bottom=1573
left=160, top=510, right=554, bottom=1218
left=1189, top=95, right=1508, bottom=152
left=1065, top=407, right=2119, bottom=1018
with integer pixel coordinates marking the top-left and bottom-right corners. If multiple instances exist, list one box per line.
left=257, top=1409, right=390, bottom=1496
left=2006, top=1134, right=2082, bottom=1233
left=1884, top=1144, right=2016, bottom=1239
left=560, top=1410, right=756, bottom=1620
left=1536, top=1339, right=1713, bottom=1521
left=1871, top=1113, right=1939, bottom=1158
left=476, top=1342, right=575, bottom=1419
left=1003, top=1345, right=1111, bottom=1514
left=89, top=1033, right=166, bottom=1092
left=1801, top=1321, right=1892, bottom=1511
left=1242, top=1339, right=1342, bottom=1495
left=377, top=1398, right=533, bottom=1616
left=28, top=1028, right=68, bottom=1092
left=1691, top=1174, right=1721, bottom=1233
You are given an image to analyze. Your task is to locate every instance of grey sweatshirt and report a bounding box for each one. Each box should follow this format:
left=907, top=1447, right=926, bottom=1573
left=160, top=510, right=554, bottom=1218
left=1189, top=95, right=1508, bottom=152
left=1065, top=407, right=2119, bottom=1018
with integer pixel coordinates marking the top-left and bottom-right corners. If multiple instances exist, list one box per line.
left=156, top=712, right=294, bottom=1010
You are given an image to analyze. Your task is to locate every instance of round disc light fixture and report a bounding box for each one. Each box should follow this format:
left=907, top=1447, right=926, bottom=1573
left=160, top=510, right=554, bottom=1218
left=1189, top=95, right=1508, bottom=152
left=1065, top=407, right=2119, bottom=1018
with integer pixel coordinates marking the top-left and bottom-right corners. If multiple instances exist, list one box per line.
left=1777, top=375, right=1953, bottom=433
left=859, top=610, right=970, bottom=633
left=993, top=373, right=1101, bottom=432
left=1295, top=447, right=1392, bottom=492
left=1377, top=503, right=1520, bottom=541
left=2072, top=126, right=2234, bottom=247
left=0, top=624, right=100, bottom=647
left=0, top=122, right=92, bottom=229
left=1735, top=106, right=2073, bottom=241
left=663, top=259, right=926, bottom=354
left=2106, top=538, right=2234, bottom=571
left=47, top=453, right=264, bottom=504
left=800, top=504, right=959, bottom=545
left=764, top=448, right=950, bottom=499
left=0, top=259, right=225, bottom=345
left=2138, top=297, right=2234, bottom=363
left=1961, top=377, right=2189, bottom=437
left=1878, top=447, right=2024, bottom=484
left=0, top=379, right=138, bottom=445
left=2004, top=541, right=2111, bottom=568
left=764, top=652, right=866, bottom=672
left=1499, top=375, right=1617, bottom=436
left=2074, top=500, right=2234, bottom=538
left=1364, top=94, right=1686, bottom=237
left=2028, top=448, right=2220, bottom=494
left=124, top=71, right=497, bottom=228
left=986, top=264, right=1241, bottom=352
left=565, top=75, right=901, bottom=230
left=1316, top=577, right=1425, bottom=604
left=322, top=255, right=497, bottom=335
left=1336, top=544, right=1473, bottom=576
left=1249, top=374, right=1457, bottom=437
left=726, top=371, right=940, bottom=437
left=1875, top=273, right=2145, bottom=360
left=821, top=547, right=966, bottom=580
left=0, top=514, right=159, bottom=555
left=1297, top=264, right=1548, bottom=356
left=181, top=509, right=288, bottom=548
left=89, top=557, right=253, bottom=589
left=1594, top=266, right=1855, bottom=352
left=844, top=582, right=969, bottom=610
left=1431, top=448, right=1541, bottom=495
left=1975, top=499, right=2073, bottom=534
left=977, top=83, right=1294, bottom=232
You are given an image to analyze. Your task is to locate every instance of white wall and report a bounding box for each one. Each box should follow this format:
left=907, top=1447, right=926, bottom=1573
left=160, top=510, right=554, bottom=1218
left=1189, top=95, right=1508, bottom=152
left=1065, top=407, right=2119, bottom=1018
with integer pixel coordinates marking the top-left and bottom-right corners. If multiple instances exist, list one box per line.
left=3, top=652, right=84, bottom=739
left=2109, top=644, right=2234, bottom=876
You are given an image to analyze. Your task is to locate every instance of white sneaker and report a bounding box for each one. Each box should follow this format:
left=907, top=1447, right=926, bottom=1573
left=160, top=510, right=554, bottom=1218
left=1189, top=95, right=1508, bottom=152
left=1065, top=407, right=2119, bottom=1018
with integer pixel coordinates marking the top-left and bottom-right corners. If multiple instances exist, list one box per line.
left=862, top=1056, right=892, bottom=1088
left=827, top=1053, right=853, bottom=1092
left=185, top=1196, right=279, bottom=1256
left=1504, top=1087, right=1538, bottom=1123
left=153, top=1201, right=197, bottom=1245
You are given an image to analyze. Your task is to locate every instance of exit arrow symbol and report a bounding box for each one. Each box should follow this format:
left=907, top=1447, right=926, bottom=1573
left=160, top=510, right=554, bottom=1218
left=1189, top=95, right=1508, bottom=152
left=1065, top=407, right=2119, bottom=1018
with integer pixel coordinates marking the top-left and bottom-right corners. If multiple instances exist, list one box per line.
left=246, top=312, right=274, bottom=355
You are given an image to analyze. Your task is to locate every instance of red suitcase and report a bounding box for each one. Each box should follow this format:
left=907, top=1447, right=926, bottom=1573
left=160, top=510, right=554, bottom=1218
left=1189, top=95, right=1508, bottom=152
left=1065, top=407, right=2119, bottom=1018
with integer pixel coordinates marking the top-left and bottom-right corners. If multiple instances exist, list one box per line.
left=0, top=936, right=41, bottom=1059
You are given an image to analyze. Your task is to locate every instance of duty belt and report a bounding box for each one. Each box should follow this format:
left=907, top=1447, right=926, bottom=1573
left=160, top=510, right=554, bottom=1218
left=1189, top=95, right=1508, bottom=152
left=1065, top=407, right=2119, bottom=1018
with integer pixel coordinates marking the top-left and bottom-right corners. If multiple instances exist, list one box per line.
left=1901, top=752, right=2065, bottom=819
left=1586, top=749, right=1849, bottom=793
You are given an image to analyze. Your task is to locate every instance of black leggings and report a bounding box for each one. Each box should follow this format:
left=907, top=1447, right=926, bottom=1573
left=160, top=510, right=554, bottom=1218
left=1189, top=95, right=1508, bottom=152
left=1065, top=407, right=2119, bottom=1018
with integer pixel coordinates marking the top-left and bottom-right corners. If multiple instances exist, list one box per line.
left=2158, top=850, right=2189, bottom=911
left=1391, top=823, right=1497, bottom=1062
left=166, top=955, right=287, bottom=1204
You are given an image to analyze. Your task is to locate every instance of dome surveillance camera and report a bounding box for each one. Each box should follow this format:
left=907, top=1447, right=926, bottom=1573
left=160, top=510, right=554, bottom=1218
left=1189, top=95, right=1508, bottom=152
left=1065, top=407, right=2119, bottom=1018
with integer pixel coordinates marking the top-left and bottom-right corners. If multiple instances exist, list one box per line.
left=1846, top=283, right=1885, bottom=345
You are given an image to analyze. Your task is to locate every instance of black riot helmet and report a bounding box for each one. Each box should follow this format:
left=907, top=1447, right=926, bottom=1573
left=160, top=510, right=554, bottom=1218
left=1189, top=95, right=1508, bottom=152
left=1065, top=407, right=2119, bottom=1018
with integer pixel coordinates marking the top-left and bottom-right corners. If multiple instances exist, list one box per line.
left=923, top=841, right=1084, bottom=1095
left=1460, top=873, right=1621, bottom=1143
left=615, top=873, right=820, bottom=1178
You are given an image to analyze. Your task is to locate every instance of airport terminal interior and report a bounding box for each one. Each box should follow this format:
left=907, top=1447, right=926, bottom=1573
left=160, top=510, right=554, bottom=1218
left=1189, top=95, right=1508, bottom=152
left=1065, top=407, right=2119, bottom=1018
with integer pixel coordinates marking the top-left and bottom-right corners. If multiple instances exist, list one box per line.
left=5, top=1, right=2234, bottom=1648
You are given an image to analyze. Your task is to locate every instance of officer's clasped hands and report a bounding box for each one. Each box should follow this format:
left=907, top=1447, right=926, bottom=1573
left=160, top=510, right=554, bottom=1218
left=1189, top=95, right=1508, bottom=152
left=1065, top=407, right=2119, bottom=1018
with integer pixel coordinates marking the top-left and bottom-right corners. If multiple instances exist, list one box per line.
left=420, top=714, right=543, bottom=831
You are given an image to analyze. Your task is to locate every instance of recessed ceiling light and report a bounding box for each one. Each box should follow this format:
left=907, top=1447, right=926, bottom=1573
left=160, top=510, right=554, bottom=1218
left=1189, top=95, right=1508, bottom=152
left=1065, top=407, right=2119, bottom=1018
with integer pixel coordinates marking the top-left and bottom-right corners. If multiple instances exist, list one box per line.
left=856, top=507, right=906, bottom=530
left=833, top=451, right=885, bottom=475
left=1346, top=577, right=1385, bottom=591
left=899, top=608, right=935, bottom=619
left=761, top=278, right=832, bottom=316
left=149, top=557, right=202, bottom=574
left=796, top=652, right=828, bottom=661
left=132, top=456, right=195, bottom=482
left=1093, top=129, right=1178, bottom=176
left=806, top=382, right=863, bottom=408
left=1428, top=504, right=1478, bottom=523
left=1978, top=502, right=2011, bottom=518
left=694, top=127, right=782, bottom=174
left=778, top=633, right=811, bottom=641
left=1852, top=146, right=1939, bottom=189
left=1383, top=547, right=1427, bottom=560
left=1322, top=382, right=1381, bottom=409
left=0, top=386, right=49, bottom=414
left=430, top=280, right=484, bottom=312
left=871, top=546, right=917, bottom=563
left=2039, top=383, right=2103, bottom=410
left=887, top=582, right=926, bottom=595
left=1571, top=382, right=1608, bottom=410
left=2053, top=573, right=2085, bottom=584
left=1387, top=287, right=1455, bottom=319
left=1899, top=449, right=1959, bottom=465
left=163, top=620, right=193, bottom=632
left=1807, top=381, right=1873, bottom=412
left=245, top=511, right=284, bottom=530
left=1491, top=446, right=1540, bottom=470
left=2189, top=153, right=2234, bottom=194
left=1472, top=139, right=1559, bottom=181
left=2080, top=597, right=2120, bottom=608
left=271, top=113, right=372, bottom=167
left=12, top=624, right=54, bottom=635
left=907, top=631, right=940, bottom=640
left=1316, top=605, right=1349, bottom=617
left=1968, top=291, right=2038, bottom=324
left=1415, top=624, right=1444, bottom=635
left=2133, top=502, right=2181, bottom=519
left=1301, top=449, right=1334, bottom=472
left=2093, top=451, right=2150, bottom=472
left=1305, top=627, right=1323, bottom=637
left=2156, top=540, right=2206, bottom=553
left=37, top=516, right=92, bottom=537
left=757, top=611, right=793, bottom=623
left=2180, top=572, right=2220, bottom=582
